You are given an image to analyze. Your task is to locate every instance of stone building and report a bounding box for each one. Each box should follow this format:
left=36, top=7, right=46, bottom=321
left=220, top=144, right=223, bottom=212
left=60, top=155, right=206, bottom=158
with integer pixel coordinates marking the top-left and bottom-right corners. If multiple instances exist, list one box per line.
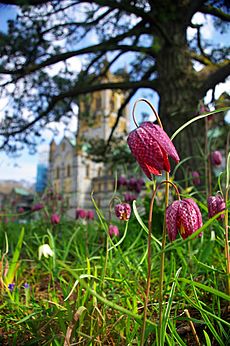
left=48, top=71, right=129, bottom=217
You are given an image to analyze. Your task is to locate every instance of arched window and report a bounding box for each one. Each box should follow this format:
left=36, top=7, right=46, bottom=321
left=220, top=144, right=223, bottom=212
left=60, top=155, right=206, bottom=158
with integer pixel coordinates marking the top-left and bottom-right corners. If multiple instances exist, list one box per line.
left=86, top=164, right=90, bottom=178
left=56, top=166, right=60, bottom=179
left=67, top=164, right=71, bottom=177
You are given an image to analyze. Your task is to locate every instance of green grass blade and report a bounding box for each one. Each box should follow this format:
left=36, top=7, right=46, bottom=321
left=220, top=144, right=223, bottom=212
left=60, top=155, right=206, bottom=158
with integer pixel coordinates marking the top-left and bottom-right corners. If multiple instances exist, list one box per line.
left=179, top=278, right=230, bottom=301
left=5, top=227, right=25, bottom=285
left=161, top=267, right=182, bottom=345
left=133, top=200, right=161, bottom=247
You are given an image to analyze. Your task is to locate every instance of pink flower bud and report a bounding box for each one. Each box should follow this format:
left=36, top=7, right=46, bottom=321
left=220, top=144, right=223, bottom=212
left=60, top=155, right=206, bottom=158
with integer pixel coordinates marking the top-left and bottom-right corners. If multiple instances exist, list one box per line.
left=207, top=194, right=225, bottom=220
left=109, top=225, right=119, bottom=237
left=166, top=198, right=203, bottom=241
left=211, top=151, right=222, bottom=166
left=76, top=209, right=87, bottom=219
left=192, top=171, right=201, bottom=186
left=31, top=203, right=44, bottom=212
left=87, top=210, right=94, bottom=220
left=114, top=203, right=131, bottom=221
left=51, top=213, right=60, bottom=224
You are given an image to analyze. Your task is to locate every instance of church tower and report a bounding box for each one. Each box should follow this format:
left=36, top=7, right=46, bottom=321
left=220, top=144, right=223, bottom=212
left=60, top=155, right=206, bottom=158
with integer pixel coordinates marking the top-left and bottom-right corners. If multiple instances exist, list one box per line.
left=48, top=69, right=129, bottom=215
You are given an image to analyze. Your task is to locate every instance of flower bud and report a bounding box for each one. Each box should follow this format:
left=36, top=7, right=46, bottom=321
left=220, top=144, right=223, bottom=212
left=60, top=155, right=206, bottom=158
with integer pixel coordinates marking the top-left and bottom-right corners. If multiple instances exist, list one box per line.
left=109, top=225, right=119, bottom=237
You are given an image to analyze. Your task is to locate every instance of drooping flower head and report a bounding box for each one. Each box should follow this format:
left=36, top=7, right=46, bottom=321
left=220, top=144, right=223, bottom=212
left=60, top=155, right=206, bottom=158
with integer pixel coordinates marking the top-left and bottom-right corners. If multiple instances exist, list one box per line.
left=51, top=213, right=60, bottom=224
left=211, top=150, right=222, bottom=166
left=87, top=210, right=94, bottom=220
left=109, top=224, right=119, bottom=237
left=124, top=193, right=136, bottom=203
left=207, top=194, right=225, bottom=220
left=38, top=244, right=54, bottom=260
left=127, top=122, right=180, bottom=179
left=114, top=203, right=131, bottom=221
left=76, top=208, right=87, bottom=219
left=31, top=203, right=44, bottom=212
left=118, top=176, right=127, bottom=187
left=192, top=171, right=201, bottom=186
left=166, top=198, right=203, bottom=241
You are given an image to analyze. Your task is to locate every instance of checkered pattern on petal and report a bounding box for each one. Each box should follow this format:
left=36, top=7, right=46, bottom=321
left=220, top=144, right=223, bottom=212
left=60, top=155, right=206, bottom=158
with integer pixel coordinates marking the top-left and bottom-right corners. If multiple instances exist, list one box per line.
left=127, top=122, right=179, bottom=179
left=142, top=122, right=180, bottom=163
left=178, top=199, right=202, bottom=239
left=166, top=201, right=180, bottom=241
left=208, top=195, right=225, bottom=219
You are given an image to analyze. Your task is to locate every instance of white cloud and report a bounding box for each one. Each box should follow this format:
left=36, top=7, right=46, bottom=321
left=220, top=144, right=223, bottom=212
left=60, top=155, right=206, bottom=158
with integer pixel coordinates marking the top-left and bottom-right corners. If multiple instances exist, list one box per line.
left=187, top=12, right=214, bottom=41
left=0, top=153, right=37, bottom=183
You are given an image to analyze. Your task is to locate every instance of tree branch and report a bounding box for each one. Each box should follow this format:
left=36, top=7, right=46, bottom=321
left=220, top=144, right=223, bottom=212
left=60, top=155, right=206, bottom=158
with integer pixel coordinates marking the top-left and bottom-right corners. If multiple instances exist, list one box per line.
left=200, top=5, right=230, bottom=22
left=199, top=61, right=230, bottom=96
left=0, top=79, right=157, bottom=137
left=0, top=21, right=153, bottom=78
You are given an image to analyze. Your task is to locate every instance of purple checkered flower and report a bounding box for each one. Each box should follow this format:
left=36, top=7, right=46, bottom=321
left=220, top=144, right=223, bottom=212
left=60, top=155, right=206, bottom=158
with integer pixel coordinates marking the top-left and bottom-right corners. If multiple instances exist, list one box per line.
left=31, top=203, right=44, bottom=212
left=207, top=194, right=225, bottom=220
left=127, top=122, right=180, bottom=179
left=114, top=203, right=131, bottom=221
left=87, top=210, right=94, bottom=220
left=76, top=209, right=87, bottom=219
left=166, top=198, right=203, bottom=241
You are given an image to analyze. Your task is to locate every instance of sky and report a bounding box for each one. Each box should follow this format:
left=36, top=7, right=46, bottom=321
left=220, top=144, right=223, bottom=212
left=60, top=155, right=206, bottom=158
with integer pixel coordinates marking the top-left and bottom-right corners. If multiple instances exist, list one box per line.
left=0, top=5, right=229, bottom=183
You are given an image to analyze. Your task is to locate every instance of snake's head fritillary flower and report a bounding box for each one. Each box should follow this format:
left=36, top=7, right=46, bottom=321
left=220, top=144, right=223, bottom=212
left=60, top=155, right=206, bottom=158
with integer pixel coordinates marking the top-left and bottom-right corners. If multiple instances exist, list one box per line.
left=109, top=225, right=119, bottom=237
left=76, top=209, right=87, bottom=219
left=211, top=150, right=222, bottom=166
left=31, top=203, right=44, bottom=212
left=207, top=194, right=225, bottom=220
left=127, top=122, right=180, bottom=179
left=118, top=176, right=127, bottom=187
left=87, top=210, right=94, bottom=220
left=51, top=213, right=60, bottom=224
left=38, top=244, right=54, bottom=260
left=166, top=198, right=203, bottom=241
left=192, top=171, right=201, bottom=186
left=114, top=203, right=131, bottom=221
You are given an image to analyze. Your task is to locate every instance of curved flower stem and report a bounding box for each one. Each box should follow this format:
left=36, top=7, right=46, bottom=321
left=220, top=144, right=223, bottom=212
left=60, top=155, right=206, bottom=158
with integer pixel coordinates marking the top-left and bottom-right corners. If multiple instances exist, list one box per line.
left=158, top=171, right=170, bottom=346
left=140, top=177, right=178, bottom=345
left=132, top=98, right=163, bottom=128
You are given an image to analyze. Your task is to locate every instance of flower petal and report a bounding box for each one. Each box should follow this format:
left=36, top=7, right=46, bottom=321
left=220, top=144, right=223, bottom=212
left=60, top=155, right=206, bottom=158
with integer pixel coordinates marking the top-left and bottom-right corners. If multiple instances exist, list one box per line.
left=142, top=122, right=180, bottom=163
left=127, top=125, right=168, bottom=178
left=178, top=199, right=202, bottom=239
left=166, top=201, right=180, bottom=241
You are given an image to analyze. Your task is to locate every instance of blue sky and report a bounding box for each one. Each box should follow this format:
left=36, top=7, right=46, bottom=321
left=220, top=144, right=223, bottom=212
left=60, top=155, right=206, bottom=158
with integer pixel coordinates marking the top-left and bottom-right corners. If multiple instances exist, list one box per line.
left=0, top=6, right=229, bottom=183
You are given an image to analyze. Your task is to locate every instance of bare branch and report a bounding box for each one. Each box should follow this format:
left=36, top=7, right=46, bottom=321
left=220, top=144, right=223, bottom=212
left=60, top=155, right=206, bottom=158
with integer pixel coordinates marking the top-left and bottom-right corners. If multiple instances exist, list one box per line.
left=200, top=5, right=230, bottom=22
left=199, top=61, right=230, bottom=96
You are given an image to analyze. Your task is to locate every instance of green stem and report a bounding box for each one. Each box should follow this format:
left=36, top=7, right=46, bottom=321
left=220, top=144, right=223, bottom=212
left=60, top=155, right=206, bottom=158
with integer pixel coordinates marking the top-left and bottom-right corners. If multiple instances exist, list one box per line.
left=224, top=187, right=230, bottom=296
left=158, top=172, right=169, bottom=346
left=140, top=176, right=174, bottom=346
left=140, top=184, right=157, bottom=346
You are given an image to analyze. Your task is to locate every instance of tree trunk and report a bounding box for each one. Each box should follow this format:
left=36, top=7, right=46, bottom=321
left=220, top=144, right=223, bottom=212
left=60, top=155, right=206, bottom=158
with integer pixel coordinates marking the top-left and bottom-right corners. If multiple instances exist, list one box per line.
left=154, top=7, right=205, bottom=175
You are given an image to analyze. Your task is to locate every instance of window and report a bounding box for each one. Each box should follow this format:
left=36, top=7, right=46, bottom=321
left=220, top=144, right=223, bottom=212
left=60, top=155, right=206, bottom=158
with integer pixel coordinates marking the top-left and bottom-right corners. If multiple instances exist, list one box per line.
left=56, top=166, right=60, bottom=179
left=98, top=167, right=102, bottom=176
left=86, top=164, right=90, bottom=178
left=67, top=164, right=71, bottom=177
left=96, top=96, right=101, bottom=109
